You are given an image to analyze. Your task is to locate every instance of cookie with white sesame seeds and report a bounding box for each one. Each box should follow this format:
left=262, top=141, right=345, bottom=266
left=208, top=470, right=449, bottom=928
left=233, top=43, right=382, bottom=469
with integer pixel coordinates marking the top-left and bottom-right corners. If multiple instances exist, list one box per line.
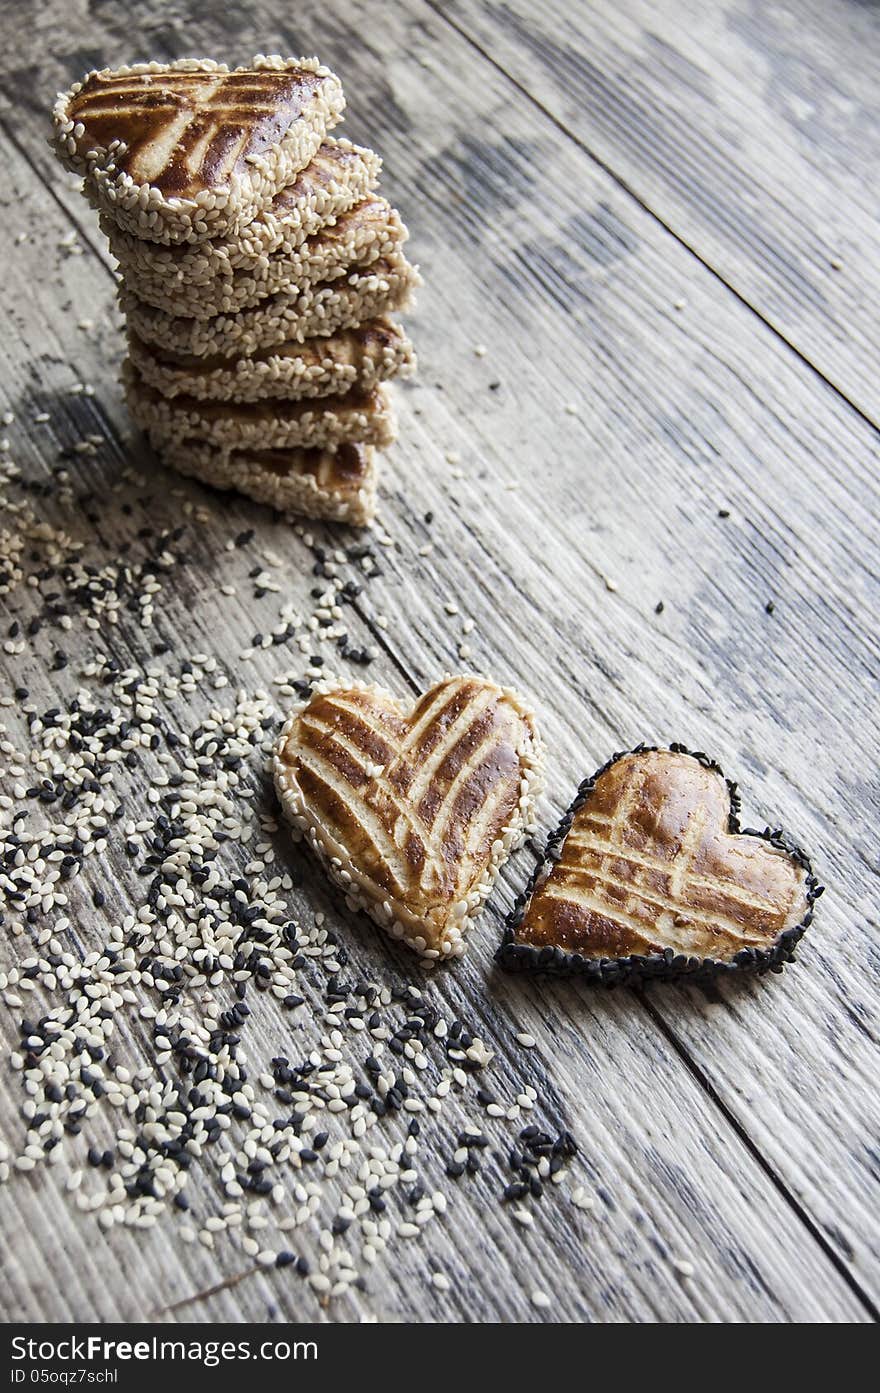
left=51, top=57, right=345, bottom=244
left=127, top=319, right=415, bottom=403
left=100, top=137, right=380, bottom=278
left=123, top=359, right=397, bottom=451
left=273, top=675, right=544, bottom=961
left=157, top=438, right=377, bottom=524
left=109, top=194, right=407, bottom=319
left=120, top=252, right=421, bottom=357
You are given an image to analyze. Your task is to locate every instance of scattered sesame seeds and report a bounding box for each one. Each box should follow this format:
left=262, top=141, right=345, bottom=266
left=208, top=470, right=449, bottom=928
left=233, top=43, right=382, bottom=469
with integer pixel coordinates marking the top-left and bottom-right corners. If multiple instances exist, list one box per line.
left=0, top=394, right=582, bottom=1313
left=571, top=1185, right=594, bottom=1211
left=531, top=1289, right=552, bottom=1309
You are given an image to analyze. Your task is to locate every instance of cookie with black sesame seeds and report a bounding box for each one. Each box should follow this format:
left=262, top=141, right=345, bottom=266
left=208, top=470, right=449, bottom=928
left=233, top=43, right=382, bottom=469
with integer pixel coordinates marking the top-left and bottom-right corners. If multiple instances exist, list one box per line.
left=123, top=359, right=397, bottom=451
left=498, top=744, right=822, bottom=984
left=110, top=195, right=408, bottom=320
left=119, top=252, right=421, bottom=357
left=157, top=437, right=377, bottom=525
left=127, top=318, right=415, bottom=403
left=273, top=675, right=544, bottom=961
left=51, top=56, right=345, bottom=244
left=0, top=629, right=582, bottom=1279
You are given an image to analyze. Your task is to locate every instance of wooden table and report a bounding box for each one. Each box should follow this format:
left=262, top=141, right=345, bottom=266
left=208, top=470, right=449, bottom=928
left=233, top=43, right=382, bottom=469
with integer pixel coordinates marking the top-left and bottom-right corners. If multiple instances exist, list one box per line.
left=0, top=0, right=877, bottom=1324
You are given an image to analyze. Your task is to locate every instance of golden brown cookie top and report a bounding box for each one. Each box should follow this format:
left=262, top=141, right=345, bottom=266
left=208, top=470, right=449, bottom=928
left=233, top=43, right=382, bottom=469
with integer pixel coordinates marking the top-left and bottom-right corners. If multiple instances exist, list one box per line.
left=515, top=749, right=811, bottom=964
left=68, top=64, right=329, bottom=198
left=275, top=676, right=541, bottom=947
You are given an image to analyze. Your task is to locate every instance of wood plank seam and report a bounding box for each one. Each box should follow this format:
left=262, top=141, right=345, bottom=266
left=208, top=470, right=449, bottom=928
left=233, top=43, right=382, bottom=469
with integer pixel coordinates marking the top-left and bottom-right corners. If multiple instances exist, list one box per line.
left=32, top=162, right=872, bottom=1314
left=426, top=0, right=880, bottom=437
left=637, top=989, right=880, bottom=1319
left=0, top=2, right=874, bottom=1319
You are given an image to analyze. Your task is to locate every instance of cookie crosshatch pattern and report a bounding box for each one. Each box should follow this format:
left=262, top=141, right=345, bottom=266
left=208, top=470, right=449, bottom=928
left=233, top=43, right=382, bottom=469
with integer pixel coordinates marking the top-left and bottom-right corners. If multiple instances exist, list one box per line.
left=53, top=57, right=346, bottom=240
left=274, top=676, right=543, bottom=959
left=0, top=0, right=875, bottom=1330
left=50, top=51, right=419, bottom=525
left=500, top=748, right=821, bottom=983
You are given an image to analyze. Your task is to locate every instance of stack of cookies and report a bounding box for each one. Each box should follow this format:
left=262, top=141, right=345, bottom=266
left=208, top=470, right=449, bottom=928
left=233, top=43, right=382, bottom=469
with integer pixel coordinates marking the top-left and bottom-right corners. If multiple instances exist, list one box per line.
left=50, top=56, right=419, bottom=525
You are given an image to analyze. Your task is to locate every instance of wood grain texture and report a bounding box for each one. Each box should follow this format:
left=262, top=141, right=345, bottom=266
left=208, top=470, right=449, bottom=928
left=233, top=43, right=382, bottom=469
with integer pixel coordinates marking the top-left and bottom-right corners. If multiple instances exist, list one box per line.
left=0, top=0, right=877, bottom=1324
left=436, top=0, right=880, bottom=425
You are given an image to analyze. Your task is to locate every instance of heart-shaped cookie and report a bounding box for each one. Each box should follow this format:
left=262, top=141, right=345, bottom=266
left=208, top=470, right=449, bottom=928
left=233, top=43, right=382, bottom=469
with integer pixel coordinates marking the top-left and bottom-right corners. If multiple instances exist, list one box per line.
left=498, top=745, right=820, bottom=983
left=51, top=57, right=345, bottom=243
left=273, top=676, right=544, bottom=959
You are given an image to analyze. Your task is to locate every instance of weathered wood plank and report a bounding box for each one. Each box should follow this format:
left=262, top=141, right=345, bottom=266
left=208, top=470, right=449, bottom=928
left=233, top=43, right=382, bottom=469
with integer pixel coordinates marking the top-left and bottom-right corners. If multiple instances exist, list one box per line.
left=0, top=164, right=862, bottom=1324
left=0, top=0, right=877, bottom=1323
left=435, top=0, right=880, bottom=425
